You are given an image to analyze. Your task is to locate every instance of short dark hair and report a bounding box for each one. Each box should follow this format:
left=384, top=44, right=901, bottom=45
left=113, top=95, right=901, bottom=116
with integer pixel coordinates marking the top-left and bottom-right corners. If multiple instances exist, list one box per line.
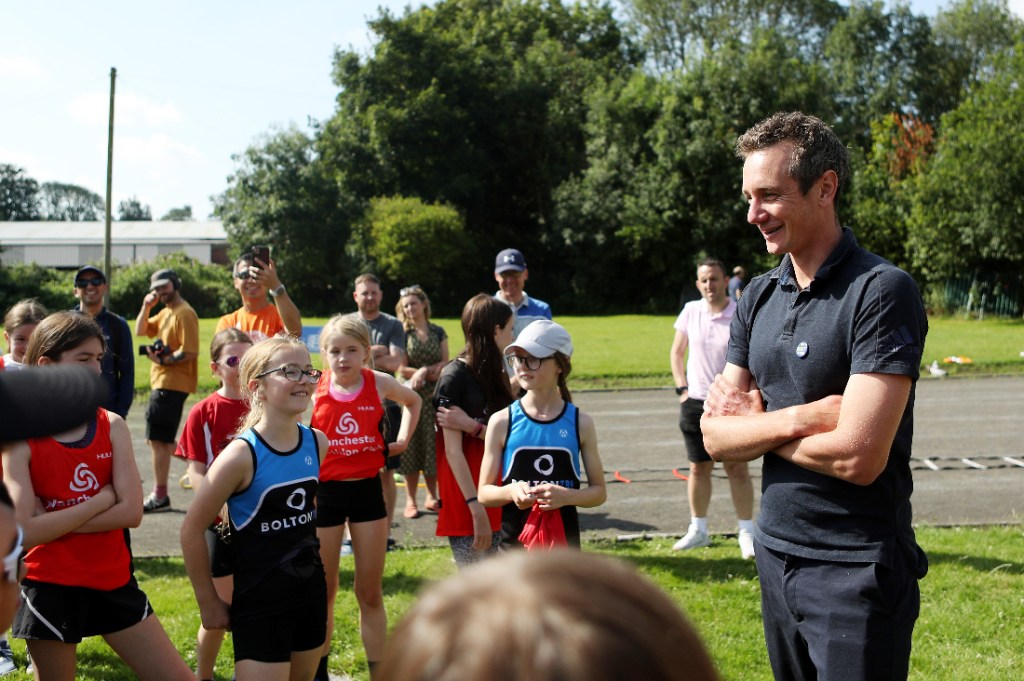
left=355, top=273, right=381, bottom=288
left=24, top=312, right=106, bottom=366
left=696, top=258, right=727, bottom=279
left=233, top=252, right=254, bottom=272
left=735, top=112, right=850, bottom=205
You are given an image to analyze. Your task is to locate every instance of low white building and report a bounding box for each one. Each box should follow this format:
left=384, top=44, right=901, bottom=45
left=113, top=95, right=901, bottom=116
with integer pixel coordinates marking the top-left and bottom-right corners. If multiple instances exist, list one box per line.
left=0, top=221, right=229, bottom=269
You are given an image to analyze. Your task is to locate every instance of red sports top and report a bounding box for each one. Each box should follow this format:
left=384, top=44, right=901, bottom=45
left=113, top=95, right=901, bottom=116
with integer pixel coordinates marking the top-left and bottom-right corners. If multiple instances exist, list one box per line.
left=435, top=431, right=501, bottom=537
left=176, top=392, right=249, bottom=466
left=25, top=408, right=132, bottom=590
left=312, top=368, right=387, bottom=480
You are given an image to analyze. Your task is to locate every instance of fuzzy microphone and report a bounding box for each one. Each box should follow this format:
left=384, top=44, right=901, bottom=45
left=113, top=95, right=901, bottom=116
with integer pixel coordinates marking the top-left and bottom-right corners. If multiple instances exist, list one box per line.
left=0, top=365, right=108, bottom=442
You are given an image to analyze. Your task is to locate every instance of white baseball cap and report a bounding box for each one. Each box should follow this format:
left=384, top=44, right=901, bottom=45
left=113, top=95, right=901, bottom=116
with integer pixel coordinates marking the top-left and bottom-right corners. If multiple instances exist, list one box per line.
left=504, top=320, right=573, bottom=358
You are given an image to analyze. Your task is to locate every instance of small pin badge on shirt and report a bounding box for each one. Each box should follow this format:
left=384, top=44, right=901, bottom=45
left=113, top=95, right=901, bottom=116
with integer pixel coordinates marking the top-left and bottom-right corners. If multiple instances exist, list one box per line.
left=795, top=341, right=808, bottom=358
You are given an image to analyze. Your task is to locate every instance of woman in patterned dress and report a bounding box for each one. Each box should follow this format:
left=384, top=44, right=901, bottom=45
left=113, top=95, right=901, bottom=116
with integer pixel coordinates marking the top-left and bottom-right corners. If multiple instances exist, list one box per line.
left=395, top=286, right=448, bottom=519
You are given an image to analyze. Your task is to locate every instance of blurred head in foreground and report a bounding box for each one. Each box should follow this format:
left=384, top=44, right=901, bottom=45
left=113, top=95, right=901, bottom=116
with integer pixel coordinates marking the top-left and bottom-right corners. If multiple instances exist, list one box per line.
left=378, top=549, right=720, bottom=681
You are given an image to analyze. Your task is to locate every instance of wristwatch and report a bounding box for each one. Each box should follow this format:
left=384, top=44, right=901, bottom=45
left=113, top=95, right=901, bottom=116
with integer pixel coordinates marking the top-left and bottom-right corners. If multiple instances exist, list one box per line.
left=675, top=386, right=688, bottom=396
left=269, top=284, right=287, bottom=297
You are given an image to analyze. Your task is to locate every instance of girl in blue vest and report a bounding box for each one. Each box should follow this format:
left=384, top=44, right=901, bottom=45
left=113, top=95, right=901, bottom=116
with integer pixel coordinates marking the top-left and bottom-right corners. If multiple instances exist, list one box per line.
left=181, top=337, right=328, bottom=681
left=478, top=320, right=606, bottom=548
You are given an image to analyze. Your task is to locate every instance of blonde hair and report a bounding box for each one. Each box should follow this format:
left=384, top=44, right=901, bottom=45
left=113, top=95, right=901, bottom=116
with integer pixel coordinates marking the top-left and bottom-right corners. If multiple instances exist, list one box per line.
left=320, top=313, right=373, bottom=369
left=395, top=286, right=432, bottom=331
left=237, top=337, right=311, bottom=433
left=378, top=550, right=720, bottom=681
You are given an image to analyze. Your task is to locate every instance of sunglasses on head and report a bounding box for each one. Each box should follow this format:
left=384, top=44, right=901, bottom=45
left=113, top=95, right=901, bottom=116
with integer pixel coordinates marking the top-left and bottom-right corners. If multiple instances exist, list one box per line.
left=400, top=285, right=422, bottom=296
left=75, top=276, right=105, bottom=288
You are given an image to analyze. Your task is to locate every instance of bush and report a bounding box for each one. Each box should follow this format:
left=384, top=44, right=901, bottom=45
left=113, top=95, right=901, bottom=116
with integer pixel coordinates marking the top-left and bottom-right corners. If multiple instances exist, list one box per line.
left=0, top=263, right=72, bottom=315
left=107, top=253, right=237, bottom=319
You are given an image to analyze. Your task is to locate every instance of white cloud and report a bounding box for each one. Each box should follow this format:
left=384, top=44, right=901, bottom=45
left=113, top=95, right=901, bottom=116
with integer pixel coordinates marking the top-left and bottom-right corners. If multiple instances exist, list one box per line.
left=70, top=91, right=184, bottom=127
left=114, top=133, right=203, bottom=168
left=1010, top=0, right=1024, bottom=18
left=0, top=55, right=47, bottom=80
left=0, top=147, right=40, bottom=171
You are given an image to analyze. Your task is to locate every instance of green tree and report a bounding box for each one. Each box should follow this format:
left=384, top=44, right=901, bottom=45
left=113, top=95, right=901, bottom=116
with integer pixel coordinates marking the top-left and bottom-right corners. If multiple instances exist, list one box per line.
left=907, top=42, right=1024, bottom=288
left=846, top=113, right=933, bottom=274
left=822, top=1, right=936, bottom=148
left=353, top=196, right=469, bottom=310
left=214, top=126, right=349, bottom=315
left=160, top=205, right=193, bottom=221
left=319, top=0, right=640, bottom=308
left=925, top=0, right=1024, bottom=116
left=117, top=196, right=152, bottom=221
left=623, top=0, right=843, bottom=73
left=38, top=182, right=105, bottom=221
left=0, top=164, right=40, bottom=220
left=554, top=28, right=834, bottom=311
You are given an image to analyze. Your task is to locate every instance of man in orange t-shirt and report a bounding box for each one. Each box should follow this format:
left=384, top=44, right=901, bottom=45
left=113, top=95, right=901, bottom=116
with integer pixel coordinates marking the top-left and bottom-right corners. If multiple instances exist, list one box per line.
left=215, top=251, right=301, bottom=342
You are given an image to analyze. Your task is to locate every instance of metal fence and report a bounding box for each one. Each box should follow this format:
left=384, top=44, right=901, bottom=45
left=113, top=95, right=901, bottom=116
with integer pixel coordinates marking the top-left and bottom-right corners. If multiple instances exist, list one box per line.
left=943, top=273, right=1023, bottom=318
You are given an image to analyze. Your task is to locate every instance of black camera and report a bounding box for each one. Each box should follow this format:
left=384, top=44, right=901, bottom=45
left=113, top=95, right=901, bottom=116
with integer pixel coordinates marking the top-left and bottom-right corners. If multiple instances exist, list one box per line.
left=138, top=338, right=171, bottom=357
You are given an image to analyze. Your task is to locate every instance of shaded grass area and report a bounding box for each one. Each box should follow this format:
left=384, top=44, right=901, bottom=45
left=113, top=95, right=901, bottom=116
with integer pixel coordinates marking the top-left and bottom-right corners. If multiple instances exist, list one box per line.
left=6, top=526, right=1020, bottom=680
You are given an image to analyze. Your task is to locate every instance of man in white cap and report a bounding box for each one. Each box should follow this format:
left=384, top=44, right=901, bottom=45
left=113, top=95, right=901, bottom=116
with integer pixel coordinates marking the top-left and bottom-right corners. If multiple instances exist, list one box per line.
left=135, top=268, right=199, bottom=513
left=493, top=248, right=552, bottom=337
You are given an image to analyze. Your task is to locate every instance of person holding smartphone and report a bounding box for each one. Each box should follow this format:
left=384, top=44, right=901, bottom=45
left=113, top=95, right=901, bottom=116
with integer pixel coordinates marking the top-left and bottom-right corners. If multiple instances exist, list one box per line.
left=215, top=245, right=302, bottom=342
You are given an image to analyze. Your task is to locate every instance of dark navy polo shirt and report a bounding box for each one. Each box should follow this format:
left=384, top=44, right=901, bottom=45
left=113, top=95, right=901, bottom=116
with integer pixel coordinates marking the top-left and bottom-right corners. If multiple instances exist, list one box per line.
left=727, top=228, right=928, bottom=569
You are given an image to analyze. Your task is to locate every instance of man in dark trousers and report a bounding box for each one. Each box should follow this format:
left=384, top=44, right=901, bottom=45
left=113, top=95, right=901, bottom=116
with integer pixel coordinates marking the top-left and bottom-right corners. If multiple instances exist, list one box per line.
left=702, top=112, right=928, bottom=681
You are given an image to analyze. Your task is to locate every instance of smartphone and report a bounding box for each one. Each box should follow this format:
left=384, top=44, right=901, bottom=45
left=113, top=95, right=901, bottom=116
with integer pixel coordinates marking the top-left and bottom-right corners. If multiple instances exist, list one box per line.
left=252, top=245, right=271, bottom=269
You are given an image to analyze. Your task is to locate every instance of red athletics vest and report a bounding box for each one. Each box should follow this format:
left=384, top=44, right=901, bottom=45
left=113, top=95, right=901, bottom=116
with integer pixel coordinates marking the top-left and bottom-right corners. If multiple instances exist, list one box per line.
left=312, top=368, right=387, bottom=480
left=25, top=408, right=132, bottom=590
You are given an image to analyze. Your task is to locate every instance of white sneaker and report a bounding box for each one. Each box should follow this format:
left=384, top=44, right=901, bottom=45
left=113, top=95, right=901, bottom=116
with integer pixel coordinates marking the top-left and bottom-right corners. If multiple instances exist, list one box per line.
left=0, top=640, right=16, bottom=675
left=738, top=529, right=755, bottom=560
left=672, top=526, right=710, bottom=550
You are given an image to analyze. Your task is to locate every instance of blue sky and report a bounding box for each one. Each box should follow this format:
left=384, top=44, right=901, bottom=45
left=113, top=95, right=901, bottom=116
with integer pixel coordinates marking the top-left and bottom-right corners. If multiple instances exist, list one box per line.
left=2, top=1, right=1018, bottom=220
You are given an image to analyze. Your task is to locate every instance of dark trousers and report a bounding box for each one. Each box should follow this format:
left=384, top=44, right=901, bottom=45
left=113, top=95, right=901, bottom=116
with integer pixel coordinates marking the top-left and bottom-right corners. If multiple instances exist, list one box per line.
left=754, top=540, right=920, bottom=681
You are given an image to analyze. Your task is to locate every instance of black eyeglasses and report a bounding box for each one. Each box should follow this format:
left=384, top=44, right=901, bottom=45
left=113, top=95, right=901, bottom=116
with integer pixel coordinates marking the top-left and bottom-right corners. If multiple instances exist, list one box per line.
left=223, top=355, right=241, bottom=368
left=255, top=364, right=323, bottom=383
left=400, top=285, right=422, bottom=296
left=75, top=277, right=105, bottom=288
left=234, top=270, right=253, bottom=280
left=506, top=355, right=547, bottom=371
left=3, top=525, right=23, bottom=584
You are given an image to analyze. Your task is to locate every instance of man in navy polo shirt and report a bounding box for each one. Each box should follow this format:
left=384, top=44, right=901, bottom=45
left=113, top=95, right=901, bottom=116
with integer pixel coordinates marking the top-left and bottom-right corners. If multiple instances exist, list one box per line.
left=71, top=265, right=134, bottom=418
left=701, top=112, right=928, bottom=681
left=493, top=248, right=552, bottom=337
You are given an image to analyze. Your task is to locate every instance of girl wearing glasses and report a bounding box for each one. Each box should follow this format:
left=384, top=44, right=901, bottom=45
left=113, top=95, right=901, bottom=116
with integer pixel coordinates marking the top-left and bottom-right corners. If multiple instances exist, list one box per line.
left=174, top=328, right=252, bottom=681
left=181, top=337, right=329, bottom=681
left=311, top=313, right=421, bottom=680
left=2, top=312, right=193, bottom=681
left=433, top=294, right=515, bottom=567
left=395, top=286, right=448, bottom=519
left=478, top=320, right=606, bottom=549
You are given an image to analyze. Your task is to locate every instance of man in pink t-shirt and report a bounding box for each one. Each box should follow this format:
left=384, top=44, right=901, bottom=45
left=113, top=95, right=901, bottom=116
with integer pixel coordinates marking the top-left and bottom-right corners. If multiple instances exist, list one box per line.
left=669, top=259, right=755, bottom=559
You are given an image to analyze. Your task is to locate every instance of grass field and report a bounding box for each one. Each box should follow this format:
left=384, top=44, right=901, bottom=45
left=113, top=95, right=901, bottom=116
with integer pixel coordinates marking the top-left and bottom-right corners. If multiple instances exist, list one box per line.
left=133, top=315, right=1024, bottom=394
left=4, top=526, right=1020, bottom=680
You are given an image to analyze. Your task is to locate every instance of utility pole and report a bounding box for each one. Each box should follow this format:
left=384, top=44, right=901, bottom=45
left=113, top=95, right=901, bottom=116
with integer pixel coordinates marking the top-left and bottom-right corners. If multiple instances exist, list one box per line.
left=104, top=67, right=116, bottom=306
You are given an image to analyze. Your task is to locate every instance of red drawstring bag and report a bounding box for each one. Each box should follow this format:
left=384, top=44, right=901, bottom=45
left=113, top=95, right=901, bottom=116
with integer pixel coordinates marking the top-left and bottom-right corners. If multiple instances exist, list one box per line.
left=518, top=503, right=567, bottom=550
